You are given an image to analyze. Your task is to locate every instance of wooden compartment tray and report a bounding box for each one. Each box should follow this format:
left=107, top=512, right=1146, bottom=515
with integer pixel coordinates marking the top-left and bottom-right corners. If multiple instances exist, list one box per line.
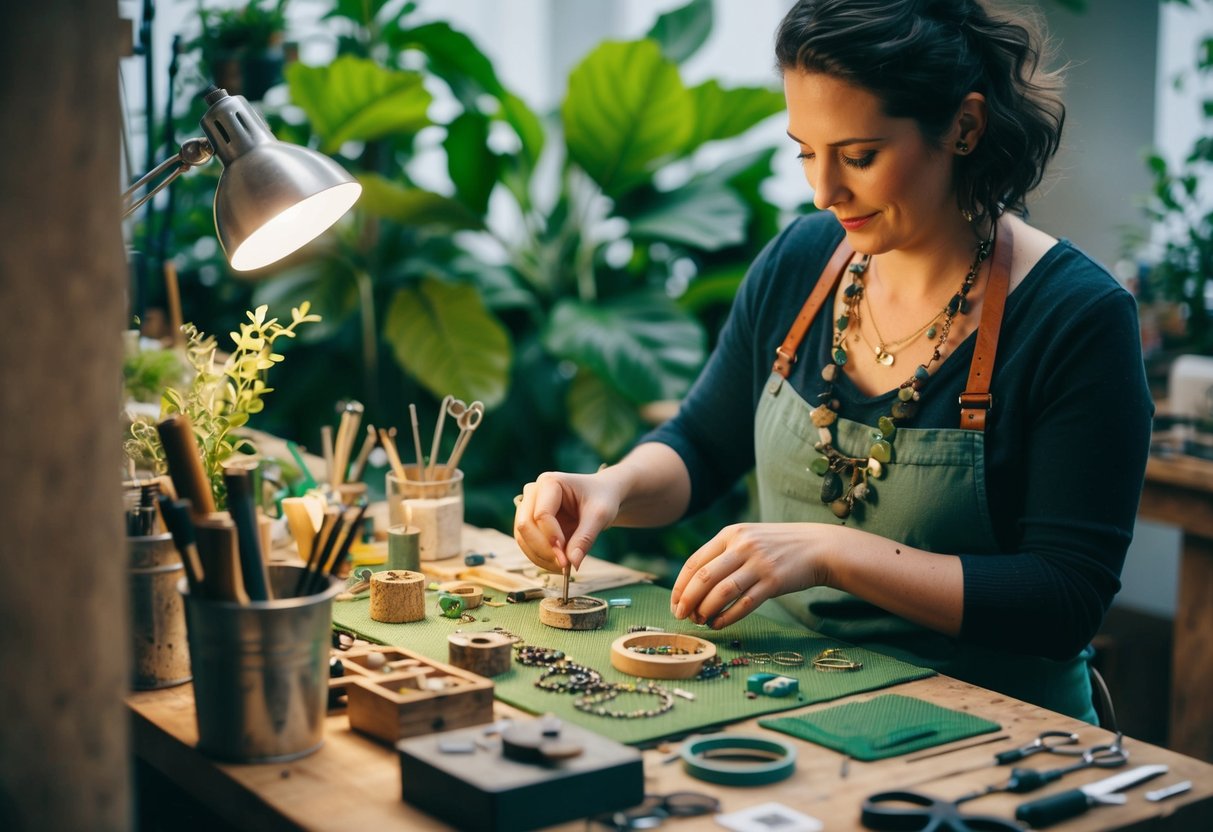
left=333, top=646, right=495, bottom=744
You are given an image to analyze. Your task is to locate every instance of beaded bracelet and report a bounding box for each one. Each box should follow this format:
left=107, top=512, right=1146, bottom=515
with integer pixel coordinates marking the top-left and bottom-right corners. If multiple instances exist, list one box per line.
left=535, top=661, right=604, bottom=693
left=573, top=682, right=675, bottom=719
left=771, top=650, right=805, bottom=667
left=514, top=645, right=567, bottom=667
left=626, top=644, right=704, bottom=656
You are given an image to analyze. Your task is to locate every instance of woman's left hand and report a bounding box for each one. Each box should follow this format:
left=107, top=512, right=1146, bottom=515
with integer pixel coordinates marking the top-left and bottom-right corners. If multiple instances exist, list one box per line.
left=670, top=523, right=831, bottom=629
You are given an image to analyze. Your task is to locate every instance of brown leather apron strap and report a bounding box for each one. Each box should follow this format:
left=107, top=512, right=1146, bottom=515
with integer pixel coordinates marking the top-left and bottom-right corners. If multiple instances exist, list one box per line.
left=772, top=238, right=855, bottom=378
left=958, top=219, right=1014, bottom=432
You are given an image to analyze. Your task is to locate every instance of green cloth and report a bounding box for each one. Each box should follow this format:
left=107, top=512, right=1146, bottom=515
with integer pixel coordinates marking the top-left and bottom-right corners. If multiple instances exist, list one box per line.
left=332, top=582, right=933, bottom=746
left=759, top=693, right=1001, bottom=761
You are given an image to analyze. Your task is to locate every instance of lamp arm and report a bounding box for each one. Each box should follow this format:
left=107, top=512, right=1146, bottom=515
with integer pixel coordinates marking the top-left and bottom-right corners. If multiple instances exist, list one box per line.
left=122, top=137, right=215, bottom=219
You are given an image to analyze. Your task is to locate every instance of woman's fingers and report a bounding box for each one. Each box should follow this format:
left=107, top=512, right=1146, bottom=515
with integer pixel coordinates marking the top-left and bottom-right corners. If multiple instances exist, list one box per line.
left=513, top=480, right=567, bottom=571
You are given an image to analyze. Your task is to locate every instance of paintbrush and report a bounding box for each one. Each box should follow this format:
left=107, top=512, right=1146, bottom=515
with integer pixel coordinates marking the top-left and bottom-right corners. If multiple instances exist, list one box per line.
left=295, top=506, right=341, bottom=596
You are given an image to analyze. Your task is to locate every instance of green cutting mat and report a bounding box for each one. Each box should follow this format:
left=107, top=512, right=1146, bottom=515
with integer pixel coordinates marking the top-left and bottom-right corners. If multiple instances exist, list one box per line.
left=332, top=583, right=934, bottom=746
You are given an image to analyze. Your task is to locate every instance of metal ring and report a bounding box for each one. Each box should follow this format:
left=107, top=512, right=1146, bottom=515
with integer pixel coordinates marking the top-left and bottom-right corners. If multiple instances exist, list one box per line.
left=771, top=650, right=805, bottom=666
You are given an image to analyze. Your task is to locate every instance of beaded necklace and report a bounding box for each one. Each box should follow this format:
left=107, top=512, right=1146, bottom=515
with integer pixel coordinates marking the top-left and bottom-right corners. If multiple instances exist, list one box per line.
left=808, top=231, right=994, bottom=519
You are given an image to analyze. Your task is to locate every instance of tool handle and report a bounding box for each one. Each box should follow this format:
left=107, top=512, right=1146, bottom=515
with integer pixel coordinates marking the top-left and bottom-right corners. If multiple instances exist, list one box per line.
left=995, top=747, right=1028, bottom=765
left=222, top=467, right=271, bottom=601
left=1015, top=789, right=1090, bottom=828
left=1006, top=767, right=1060, bottom=793
left=156, top=415, right=216, bottom=515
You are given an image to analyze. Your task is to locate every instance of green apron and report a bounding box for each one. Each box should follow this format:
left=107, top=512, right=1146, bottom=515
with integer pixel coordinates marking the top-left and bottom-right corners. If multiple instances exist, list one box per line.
left=754, top=294, right=1097, bottom=724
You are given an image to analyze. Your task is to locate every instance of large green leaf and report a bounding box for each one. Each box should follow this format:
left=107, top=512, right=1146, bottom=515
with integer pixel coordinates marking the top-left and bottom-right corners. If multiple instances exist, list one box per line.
left=383, top=278, right=512, bottom=407
left=500, top=91, right=545, bottom=172
left=390, top=21, right=504, bottom=97
left=444, top=112, right=499, bottom=216
left=322, top=0, right=407, bottom=27
left=567, top=371, right=644, bottom=460
left=627, top=180, right=749, bottom=251
left=562, top=40, right=694, bottom=198
left=677, top=265, right=747, bottom=314
left=356, top=174, right=483, bottom=231
left=543, top=293, right=705, bottom=404
left=646, top=0, right=713, bottom=64
left=286, top=57, right=431, bottom=153
left=684, top=80, right=786, bottom=154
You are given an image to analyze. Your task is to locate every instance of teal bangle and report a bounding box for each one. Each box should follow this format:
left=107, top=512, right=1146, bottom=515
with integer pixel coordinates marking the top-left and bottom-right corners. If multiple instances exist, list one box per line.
left=680, top=734, right=797, bottom=786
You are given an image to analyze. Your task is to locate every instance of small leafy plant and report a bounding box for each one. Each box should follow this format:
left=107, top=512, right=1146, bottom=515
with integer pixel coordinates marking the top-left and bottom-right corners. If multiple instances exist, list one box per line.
left=125, top=302, right=320, bottom=507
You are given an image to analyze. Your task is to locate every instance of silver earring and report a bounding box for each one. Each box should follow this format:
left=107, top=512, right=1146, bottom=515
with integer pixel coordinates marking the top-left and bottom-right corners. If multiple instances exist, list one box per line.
left=956, top=139, right=970, bottom=154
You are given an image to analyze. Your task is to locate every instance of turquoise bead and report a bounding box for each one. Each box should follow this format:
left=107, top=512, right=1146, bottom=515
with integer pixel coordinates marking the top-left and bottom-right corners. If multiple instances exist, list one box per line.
left=837, top=315, right=849, bottom=331
left=914, top=365, right=930, bottom=382
left=833, top=347, right=848, bottom=365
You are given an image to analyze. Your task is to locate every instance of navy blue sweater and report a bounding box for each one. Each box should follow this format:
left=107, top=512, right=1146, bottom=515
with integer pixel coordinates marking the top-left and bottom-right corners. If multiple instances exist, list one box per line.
left=646, top=212, right=1153, bottom=660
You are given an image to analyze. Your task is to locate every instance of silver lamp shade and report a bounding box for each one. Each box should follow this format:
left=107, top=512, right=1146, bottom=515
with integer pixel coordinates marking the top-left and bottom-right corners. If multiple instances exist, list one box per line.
left=202, top=88, right=361, bottom=272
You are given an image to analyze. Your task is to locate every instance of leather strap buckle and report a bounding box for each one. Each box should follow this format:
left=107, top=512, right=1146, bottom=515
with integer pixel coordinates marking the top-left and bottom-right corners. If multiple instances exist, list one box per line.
left=958, top=392, right=993, bottom=411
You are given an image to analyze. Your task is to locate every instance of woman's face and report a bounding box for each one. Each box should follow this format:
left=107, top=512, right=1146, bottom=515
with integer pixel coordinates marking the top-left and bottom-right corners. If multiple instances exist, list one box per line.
left=784, top=69, right=959, bottom=255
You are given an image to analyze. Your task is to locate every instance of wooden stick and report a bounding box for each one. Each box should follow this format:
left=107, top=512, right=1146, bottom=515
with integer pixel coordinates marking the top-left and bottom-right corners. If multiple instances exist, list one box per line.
left=156, top=495, right=206, bottom=595
left=408, top=403, right=426, bottom=482
left=347, top=424, right=377, bottom=482
left=321, top=425, right=335, bottom=487
left=425, top=394, right=453, bottom=482
left=378, top=427, right=407, bottom=482
left=156, top=414, right=216, bottom=516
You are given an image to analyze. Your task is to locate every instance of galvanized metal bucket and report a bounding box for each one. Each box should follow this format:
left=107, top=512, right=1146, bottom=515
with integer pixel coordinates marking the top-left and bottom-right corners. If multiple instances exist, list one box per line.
left=129, top=533, right=192, bottom=690
left=180, top=565, right=341, bottom=763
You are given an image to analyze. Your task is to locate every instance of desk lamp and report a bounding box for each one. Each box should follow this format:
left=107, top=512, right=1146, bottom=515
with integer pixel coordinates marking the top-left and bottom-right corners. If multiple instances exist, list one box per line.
left=121, top=86, right=361, bottom=271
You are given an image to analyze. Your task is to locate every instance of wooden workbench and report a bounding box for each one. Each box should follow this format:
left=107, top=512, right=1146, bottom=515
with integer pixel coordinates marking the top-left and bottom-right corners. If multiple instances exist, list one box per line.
left=129, top=663, right=1213, bottom=830
left=1139, top=453, right=1213, bottom=762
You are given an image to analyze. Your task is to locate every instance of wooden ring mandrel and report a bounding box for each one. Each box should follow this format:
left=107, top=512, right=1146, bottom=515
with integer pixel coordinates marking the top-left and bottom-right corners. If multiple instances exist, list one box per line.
left=447, top=632, right=512, bottom=677
left=437, top=581, right=483, bottom=610
left=609, top=633, right=717, bottom=680
left=369, top=569, right=426, bottom=623
left=539, top=596, right=608, bottom=630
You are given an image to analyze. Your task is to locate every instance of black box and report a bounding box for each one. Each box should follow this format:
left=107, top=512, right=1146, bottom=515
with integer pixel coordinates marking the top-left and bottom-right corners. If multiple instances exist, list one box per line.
left=397, top=720, right=644, bottom=831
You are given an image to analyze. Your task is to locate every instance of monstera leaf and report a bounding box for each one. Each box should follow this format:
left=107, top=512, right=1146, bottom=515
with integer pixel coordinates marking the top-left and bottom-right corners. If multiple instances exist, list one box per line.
left=383, top=277, right=512, bottom=407
left=543, top=293, right=705, bottom=404
left=562, top=40, right=694, bottom=198
left=646, top=0, right=714, bottom=63
left=286, top=56, right=431, bottom=153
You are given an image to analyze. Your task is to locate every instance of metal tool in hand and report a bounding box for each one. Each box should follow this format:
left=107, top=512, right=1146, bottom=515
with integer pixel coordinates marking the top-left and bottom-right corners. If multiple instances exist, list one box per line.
left=1015, top=764, right=1168, bottom=828
left=443, top=400, right=484, bottom=475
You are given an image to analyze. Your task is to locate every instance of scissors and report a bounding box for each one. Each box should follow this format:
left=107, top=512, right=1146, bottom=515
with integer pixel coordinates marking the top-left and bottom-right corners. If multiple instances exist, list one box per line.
left=861, top=790, right=1021, bottom=831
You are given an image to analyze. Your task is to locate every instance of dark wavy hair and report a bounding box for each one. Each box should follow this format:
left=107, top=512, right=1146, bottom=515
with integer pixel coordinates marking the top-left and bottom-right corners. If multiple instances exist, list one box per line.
left=775, top=0, right=1065, bottom=220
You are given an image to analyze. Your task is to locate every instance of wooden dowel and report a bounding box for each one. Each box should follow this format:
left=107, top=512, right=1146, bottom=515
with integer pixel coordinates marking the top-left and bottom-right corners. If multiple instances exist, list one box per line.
left=156, top=414, right=216, bottom=516
left=408, top=403, right=426, bottom=482
left=321, top=425, right=335, bottom=487
left=194, top=515, right=250, bottom=604
left=347, top=424, right=377, bottom=482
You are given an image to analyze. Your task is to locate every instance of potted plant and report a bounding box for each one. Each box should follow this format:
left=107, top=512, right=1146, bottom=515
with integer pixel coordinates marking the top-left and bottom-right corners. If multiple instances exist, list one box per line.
left=125, top=302, right=321, bottom=508
left=192, top=0, right=291, bottom=100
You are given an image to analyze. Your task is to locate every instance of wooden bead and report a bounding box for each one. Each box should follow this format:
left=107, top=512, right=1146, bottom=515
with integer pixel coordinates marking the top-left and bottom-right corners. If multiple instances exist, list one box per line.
left=447, top=632, right=512, bottom=677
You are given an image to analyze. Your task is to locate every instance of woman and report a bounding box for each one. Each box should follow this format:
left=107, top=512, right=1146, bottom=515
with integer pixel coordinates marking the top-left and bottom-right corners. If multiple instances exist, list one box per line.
left=513, top=0, right=1152, bottom=722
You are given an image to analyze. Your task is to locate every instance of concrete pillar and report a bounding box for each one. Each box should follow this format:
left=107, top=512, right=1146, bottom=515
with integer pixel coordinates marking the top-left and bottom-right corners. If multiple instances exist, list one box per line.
left=0, top=3, right=131, bottom=830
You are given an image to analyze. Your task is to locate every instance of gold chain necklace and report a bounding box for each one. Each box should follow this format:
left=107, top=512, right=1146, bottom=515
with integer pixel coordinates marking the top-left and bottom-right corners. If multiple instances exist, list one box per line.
left=857, top=288, right=947, bottom=366
left=808, top=231, right=993, bottom=519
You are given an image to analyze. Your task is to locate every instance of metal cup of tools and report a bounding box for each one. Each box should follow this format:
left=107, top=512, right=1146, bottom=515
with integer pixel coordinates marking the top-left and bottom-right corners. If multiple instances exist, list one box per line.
left=180, top=565, right=342, bottom=762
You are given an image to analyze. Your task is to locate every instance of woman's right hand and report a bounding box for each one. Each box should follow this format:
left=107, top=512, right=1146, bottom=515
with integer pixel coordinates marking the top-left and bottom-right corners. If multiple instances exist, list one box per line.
left=513, top=471, right=622, bottom=572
